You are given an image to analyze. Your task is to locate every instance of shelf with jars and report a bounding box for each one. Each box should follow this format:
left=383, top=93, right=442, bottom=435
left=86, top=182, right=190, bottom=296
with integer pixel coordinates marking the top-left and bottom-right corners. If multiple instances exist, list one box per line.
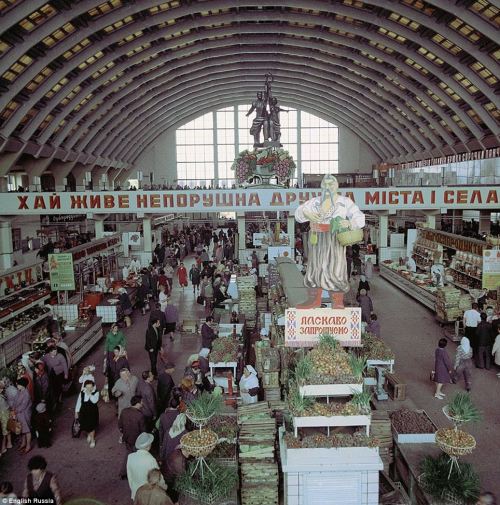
left=0, top=282, right=51, bottom=324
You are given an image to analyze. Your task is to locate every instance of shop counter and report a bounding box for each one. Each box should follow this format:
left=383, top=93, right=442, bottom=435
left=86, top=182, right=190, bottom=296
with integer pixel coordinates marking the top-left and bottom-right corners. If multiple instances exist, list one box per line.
left=96, top=287, right=137, bottom=323
left=379, top=264, right=436, bottom=311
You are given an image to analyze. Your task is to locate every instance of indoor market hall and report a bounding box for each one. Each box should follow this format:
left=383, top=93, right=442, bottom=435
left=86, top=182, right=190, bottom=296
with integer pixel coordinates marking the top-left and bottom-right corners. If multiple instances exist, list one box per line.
left=0, top=2, right=499, bottom=505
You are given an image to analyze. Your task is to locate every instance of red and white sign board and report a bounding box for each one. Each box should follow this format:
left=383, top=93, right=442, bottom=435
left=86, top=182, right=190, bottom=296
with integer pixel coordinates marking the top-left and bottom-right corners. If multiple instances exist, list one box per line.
left=285, top=307, right=362, bottom=347
left=3, top=186, right=499, bottom=215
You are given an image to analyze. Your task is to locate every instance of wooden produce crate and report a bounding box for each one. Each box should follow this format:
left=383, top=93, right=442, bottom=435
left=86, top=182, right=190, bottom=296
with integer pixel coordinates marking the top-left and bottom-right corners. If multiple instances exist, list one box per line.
left=264, top=387, right=281, bottom=401
left=393, top=410, right=437, bottom=444
left=261, top=371, right=279, bottom=388
left=385, top=372, right=406, bottom=401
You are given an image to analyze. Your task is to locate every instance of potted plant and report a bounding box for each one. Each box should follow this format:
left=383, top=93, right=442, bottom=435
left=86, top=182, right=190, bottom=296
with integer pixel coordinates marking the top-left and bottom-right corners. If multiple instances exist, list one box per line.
left=419, top=454, right=480, bottom=504
left=443, top=392, right=482, bottom=427
left=175, top=460, right=238, bottom=504
left=186, top=391, right=223, bottom=426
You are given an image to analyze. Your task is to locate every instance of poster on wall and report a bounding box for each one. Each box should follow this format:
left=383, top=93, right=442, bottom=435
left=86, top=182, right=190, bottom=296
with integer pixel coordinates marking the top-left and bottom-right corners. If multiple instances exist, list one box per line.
left=267, top=246, right=293, bottom=263
left=482, top=250, right=500, bottom=290
left=48, top=253, right=75, bottom=291
left=285, top=307, right=362, bottom=347
left=252, top=233, right=269, bottom=247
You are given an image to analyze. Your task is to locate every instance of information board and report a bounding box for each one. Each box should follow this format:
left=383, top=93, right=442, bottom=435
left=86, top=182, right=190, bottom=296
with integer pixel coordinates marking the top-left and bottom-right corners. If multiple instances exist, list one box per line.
left=482, top=249, right=500, bottom=290
left=48, top=253, right=75, bottom=291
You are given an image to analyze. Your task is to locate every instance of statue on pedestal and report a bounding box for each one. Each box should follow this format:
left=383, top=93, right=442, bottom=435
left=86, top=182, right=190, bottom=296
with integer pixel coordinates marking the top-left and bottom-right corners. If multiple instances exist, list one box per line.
left=295, top=175, right=365, bottom=308
left=246, top=73, right=288, bottom=147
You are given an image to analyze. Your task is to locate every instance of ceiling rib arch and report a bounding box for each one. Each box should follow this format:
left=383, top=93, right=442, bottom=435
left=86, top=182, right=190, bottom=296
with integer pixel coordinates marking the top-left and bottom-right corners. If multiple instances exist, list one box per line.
left=1, top=8, right=497, bottom=138
left=0, top=0, right=497, bottom=168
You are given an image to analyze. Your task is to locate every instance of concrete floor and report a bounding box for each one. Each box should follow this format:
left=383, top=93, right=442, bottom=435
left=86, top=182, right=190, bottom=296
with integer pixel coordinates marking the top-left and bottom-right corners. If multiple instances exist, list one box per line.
left=1, top=262, right=498, bottom=502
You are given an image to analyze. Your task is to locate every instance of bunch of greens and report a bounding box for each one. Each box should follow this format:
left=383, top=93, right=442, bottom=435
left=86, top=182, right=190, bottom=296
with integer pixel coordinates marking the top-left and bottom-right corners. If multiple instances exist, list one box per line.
left=419, top=454, right=480, bottom=504
left=292, top=354, right=313, bottom=385
left=348, top=355, right=367, bottom=379
left=186, top=391, right=223, bottom=421
left=287, top=383, right=315, bottom=416
left=350, top=390, right=372, bottom=415
left=447, top=392, right=482, bottom=424
left=175, top=460, right=238, bottom=501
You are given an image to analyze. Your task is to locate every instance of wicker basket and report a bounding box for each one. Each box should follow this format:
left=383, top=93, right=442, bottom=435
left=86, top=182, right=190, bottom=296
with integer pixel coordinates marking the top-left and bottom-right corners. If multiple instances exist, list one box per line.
left=435, top=428, right=476, bottom=457
left=186, top=410, right=215, bottom=427
left=180, top=430, right=218, bottom=457
left=337, top=228, right=363, bottom=246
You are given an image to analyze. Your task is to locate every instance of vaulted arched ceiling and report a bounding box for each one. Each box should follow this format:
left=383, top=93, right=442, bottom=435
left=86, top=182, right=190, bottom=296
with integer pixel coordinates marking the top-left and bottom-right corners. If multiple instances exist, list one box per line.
left=0, top=0, right=498, bottom=176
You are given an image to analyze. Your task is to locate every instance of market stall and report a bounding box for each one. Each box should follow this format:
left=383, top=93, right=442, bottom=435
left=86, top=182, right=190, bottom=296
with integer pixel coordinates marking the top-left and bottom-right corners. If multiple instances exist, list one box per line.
left=0, top=271, right=52, bottom=367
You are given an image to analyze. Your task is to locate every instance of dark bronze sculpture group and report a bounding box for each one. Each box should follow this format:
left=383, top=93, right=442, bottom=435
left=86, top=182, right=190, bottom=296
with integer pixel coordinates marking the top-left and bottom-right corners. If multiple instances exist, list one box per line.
left=246, top=73, right=288, bottom=148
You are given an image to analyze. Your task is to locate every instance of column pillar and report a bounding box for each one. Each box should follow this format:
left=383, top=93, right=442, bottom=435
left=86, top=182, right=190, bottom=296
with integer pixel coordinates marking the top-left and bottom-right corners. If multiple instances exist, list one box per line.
left=142, top=216, right=153, bottom=263
left=479, top=211, right=491, bottom=235
left=0, top=220, right=13, bottom=270
left=423, top=210, right=440, bottom=230
left=0, top=176, right=8, bottom=192
left=287, top=215, right=295, bottom=256
left=237, top=213, right=246, bottom=257
left=94, top=219, right=105, bottom=239
left=90, top=213, right=109, bottom=239
left=378, top=213, right=388, bottom=248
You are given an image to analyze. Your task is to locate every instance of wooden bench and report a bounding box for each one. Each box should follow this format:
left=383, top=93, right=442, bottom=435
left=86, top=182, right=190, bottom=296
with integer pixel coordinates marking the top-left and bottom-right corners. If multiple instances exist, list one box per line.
left=385, top=372, right=406, bottom=401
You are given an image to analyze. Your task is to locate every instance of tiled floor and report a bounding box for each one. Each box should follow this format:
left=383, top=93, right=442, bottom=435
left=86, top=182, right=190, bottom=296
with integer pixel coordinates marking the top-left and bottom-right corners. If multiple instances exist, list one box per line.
left=0, top=260, right=498, bottom=502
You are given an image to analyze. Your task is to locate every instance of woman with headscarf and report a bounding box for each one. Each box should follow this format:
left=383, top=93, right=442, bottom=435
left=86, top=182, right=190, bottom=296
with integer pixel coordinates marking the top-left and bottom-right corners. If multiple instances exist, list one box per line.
left=357, top=289, right=373, bottom=323
left=294, top=174, right=365, bottom=308
left=454, top=336, right=474, bottom=392
left=492, top=321, right=500, bottom=378
left=357, top=275, right=370, bottom=295
left=239, top=365, right=260, bottom=404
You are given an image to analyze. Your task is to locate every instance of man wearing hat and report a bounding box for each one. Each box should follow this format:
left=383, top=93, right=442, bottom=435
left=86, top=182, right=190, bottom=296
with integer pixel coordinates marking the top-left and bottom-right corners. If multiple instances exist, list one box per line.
left=127, top=432, right=167, bottom=500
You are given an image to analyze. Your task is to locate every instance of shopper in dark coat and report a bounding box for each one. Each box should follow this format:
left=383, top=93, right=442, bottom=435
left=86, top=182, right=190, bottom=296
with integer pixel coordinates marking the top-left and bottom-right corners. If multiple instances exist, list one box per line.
left=201, top=317, right=217, bottom=349
left=136, top=371, right=157, bottom=431
left=157, top=363, right=175, bottom=414
left=434, top=338, right=452, bottom=399
left=118, top=396, right=146, bottom=479
left=475, top=313, right=493, bottom=369
left=107, top=346, right=130, bottom=393
left=149, top=303, right=166, bottom=335
left=32, top=402, right=52, bottom=448
left=145, top=319, right=162, bottom=378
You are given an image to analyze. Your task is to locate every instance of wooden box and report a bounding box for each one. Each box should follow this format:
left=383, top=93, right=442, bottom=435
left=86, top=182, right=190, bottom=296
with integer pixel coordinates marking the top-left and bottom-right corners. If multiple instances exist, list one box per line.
left=385, top=372, right=406, bottom=401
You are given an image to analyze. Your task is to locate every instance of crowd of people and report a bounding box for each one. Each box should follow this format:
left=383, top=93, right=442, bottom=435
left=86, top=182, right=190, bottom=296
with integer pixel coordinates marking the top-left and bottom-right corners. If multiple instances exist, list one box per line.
left=0, top=222, right=247, bottom=504
left=434, top=304, right=500, bottom=399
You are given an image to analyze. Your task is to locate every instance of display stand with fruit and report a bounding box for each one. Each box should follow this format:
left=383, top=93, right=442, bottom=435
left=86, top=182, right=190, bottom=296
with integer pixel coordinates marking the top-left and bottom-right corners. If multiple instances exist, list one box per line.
left=436, top=393, right=481, bottom=478
left=181, top=392, right=223, bottom=480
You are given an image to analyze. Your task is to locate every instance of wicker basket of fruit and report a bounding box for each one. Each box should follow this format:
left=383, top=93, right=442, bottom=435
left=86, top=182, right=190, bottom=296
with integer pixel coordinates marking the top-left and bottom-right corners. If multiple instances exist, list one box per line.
left=336, top=228, right=363, bottom=247
left=180, top=429, right=218, bottom=457
left=435, top=428, right=476, bottom=457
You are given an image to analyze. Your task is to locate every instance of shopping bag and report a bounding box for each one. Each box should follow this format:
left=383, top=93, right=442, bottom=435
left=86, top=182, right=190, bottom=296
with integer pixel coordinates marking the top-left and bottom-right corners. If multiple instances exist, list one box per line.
left=196, top=295, right=204, bottom=305
left=7, top=417, right=21, bottom=435
left=430, top=370, right=435, bottom=382
left=71, top=418, right=81, bottom=438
